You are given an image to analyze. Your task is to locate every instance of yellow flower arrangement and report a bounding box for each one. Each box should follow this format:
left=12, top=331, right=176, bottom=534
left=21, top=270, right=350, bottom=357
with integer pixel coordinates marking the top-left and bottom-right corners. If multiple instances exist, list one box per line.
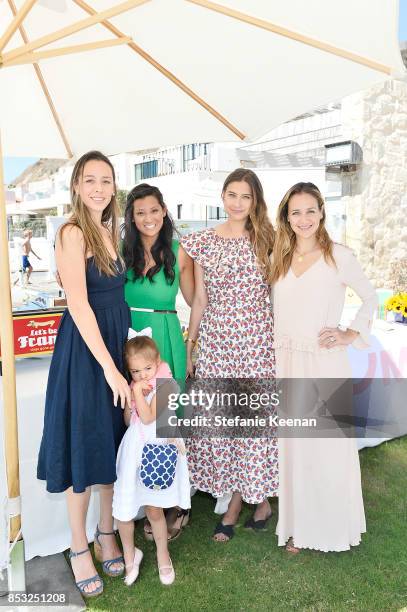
left=385, top=293, right=407, bottom=317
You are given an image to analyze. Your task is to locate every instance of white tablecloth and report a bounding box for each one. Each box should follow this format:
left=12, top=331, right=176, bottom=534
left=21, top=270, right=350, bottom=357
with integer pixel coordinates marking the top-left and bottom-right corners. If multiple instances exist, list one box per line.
left=1, top=357, right=100, bottom=562
left=349, top=321, right=407, bottom=449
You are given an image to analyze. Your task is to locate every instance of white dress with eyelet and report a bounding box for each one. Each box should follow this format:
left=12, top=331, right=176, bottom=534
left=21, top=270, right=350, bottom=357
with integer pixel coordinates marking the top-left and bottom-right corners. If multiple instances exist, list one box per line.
left=273, top=243, right=378, bottom=552
left=112, top=364, right=191, bottom=522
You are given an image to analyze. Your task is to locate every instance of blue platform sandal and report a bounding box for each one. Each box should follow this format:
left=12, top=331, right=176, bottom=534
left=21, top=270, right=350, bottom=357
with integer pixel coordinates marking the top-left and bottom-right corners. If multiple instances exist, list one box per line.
left=69, top=548, right=103, bottom=598
left=93, top=525, right=125, bottom=577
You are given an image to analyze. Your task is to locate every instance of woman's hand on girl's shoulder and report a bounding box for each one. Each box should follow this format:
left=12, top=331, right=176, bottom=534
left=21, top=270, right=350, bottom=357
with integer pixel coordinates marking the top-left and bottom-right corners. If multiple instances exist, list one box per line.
left=103, top=363, right=132, bottom=409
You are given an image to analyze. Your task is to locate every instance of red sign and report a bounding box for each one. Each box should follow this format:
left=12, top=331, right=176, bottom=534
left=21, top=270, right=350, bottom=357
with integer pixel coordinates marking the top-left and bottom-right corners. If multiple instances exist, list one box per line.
left=0, top=311, right=64, bottom=359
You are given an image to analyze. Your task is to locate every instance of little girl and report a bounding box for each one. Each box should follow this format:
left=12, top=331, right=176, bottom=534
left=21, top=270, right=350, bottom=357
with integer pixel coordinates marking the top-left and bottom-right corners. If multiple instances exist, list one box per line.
left=113, top=335, right=190, bottom=586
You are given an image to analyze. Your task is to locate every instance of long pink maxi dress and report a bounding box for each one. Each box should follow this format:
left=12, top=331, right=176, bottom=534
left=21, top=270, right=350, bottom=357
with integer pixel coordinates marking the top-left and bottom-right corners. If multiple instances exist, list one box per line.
left=181, top=228, right=278, bottom=505
left=273, top=243, right=377, bottom=552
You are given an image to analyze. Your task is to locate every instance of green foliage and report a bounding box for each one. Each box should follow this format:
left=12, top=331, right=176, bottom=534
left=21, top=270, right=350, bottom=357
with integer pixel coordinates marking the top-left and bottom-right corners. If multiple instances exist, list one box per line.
left=8, top=217, right=47, bottom=239
left=116, top=190, right=128, bottom=216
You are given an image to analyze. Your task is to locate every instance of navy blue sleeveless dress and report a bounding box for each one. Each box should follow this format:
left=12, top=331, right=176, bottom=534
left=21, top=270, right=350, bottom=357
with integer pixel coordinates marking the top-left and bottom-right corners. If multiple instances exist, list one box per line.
left=37, top=257, right=130, bottom=493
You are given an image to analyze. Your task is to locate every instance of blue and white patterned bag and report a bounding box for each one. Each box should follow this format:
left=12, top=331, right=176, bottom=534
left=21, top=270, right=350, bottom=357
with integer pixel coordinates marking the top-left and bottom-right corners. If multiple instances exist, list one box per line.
left=139, top=443, right=178, bottom=491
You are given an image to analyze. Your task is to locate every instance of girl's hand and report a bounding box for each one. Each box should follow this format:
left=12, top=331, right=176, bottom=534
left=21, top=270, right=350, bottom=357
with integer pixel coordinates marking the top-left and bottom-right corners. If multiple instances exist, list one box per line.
left=133, top=380, right=153, bottom=396
left=103, top=364, right=131, bottom=409
left=186, top=355, right=195, bottom=378
left=318, top=327, right=359, bottom=349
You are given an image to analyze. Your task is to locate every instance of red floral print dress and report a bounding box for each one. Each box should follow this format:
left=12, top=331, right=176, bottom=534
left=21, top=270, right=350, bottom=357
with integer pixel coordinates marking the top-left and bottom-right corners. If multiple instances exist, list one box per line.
left=181, top=228, right=278, bottom=503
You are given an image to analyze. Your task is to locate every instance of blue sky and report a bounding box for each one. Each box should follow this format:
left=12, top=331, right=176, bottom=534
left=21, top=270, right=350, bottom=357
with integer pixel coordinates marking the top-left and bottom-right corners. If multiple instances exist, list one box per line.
left=3, top=0, right=407, bottom=184
left=4, top=157, right=39, bottom=184
left=400, top=0, right=407, bottom=40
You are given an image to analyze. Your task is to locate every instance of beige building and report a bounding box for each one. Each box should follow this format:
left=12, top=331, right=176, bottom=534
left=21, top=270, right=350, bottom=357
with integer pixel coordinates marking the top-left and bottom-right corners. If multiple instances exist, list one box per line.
left=341, top=76, right=407, bottom=288
left=239, top=46, right=407, bottom=289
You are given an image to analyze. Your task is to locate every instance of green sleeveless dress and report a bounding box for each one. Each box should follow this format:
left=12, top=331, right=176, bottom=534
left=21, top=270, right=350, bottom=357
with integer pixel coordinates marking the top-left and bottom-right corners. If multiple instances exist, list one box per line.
left=124, top=239, right=186, bottom=382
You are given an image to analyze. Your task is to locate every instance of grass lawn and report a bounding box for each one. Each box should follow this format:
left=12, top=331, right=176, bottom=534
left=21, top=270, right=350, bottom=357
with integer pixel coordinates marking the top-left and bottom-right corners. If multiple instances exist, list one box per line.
left=87, top=437, right=407, bottom=612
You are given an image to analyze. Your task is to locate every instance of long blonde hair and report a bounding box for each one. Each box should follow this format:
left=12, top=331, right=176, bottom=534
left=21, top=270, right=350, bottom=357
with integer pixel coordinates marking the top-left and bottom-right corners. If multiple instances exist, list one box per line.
left=222, top=168, right=275, bottom=283
left=271, top=182, right=335, bottom=284
left=60, top=150, right=120, bottom=276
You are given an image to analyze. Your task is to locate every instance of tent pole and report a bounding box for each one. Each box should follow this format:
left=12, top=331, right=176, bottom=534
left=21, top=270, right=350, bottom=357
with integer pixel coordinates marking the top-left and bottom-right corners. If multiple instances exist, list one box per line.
left=7, top=0, right=73, bottom=159
left=0, top=130, right=25, bottom=590
left=2, top=0, right=149, bottom=63
left=187, top=0, right=392, bottom=75
left=73, top=0, right=246, bottom=140
left=0, top=0, right=36, bottom=53
left=3, top=36, right=132, bottom=67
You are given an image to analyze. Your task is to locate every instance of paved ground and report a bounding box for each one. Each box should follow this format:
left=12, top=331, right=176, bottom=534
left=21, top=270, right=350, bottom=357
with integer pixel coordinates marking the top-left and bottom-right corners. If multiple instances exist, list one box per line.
left=0, top=552, right=85, bottom=612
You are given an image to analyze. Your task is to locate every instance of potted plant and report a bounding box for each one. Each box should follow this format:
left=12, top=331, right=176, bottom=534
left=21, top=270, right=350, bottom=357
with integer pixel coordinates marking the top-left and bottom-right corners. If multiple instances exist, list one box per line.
left=385, top=293, right=407, bottom=324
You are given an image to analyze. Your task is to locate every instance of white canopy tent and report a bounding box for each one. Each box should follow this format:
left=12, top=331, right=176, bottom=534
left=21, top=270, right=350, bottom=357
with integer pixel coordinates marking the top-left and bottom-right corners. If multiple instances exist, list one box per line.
left=0, top=0, right=405, bottom=157
left=0, top=0, right=405, bottom=584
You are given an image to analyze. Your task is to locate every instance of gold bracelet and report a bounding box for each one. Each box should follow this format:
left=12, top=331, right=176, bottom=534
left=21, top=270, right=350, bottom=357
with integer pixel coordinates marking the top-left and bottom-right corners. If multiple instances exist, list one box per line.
left=185, top=337, right=196, bottom=345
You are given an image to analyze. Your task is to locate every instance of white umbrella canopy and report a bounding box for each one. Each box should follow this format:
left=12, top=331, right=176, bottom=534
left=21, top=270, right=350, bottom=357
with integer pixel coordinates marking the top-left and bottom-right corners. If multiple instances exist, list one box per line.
left=0, top=0, right=405, bottom=158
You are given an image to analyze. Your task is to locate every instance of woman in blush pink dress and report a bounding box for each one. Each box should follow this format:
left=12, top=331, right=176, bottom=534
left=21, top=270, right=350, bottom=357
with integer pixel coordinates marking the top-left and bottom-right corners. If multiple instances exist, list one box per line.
left=182, top=169, right=278, bottom=542
left=271, top=182, right=377, bottom=553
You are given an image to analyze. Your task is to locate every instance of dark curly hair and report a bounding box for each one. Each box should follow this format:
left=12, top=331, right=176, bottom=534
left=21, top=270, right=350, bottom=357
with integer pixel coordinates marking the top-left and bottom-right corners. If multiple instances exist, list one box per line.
left=122, top=183, right=177, bottom=283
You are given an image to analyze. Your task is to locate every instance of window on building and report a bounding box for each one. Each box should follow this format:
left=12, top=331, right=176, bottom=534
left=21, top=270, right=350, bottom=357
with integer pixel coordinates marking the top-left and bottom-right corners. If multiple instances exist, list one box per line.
left=134, top=160, right=158, bottom=181
left=177, top=204, right=182, bottom=219
left=182, top=144, right=197, bottom=170
left=181, top=143, right=211, bottom=171
left=207, top=206, right=227, bottom=220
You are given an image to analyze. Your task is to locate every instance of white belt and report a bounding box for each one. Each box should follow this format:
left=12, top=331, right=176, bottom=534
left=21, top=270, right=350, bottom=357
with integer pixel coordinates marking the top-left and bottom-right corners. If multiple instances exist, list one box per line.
left=130, top=307, right=177, bottom=314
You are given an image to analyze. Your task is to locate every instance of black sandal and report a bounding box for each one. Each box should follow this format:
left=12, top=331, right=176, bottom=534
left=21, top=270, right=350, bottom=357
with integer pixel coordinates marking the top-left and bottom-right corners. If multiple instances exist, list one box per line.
left=213, top=522, right=235, bottom=542
left=244, top=512, right=272, bottom=531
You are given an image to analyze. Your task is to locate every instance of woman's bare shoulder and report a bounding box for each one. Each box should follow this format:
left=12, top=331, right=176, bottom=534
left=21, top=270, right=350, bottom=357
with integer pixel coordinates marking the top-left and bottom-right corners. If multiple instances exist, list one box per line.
left=57, top=222, right=84, bottom=247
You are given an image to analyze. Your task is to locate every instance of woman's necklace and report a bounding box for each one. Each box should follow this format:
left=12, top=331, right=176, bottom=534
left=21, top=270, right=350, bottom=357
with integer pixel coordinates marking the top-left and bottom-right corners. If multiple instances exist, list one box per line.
left=294, top=246, right=319, bottom=263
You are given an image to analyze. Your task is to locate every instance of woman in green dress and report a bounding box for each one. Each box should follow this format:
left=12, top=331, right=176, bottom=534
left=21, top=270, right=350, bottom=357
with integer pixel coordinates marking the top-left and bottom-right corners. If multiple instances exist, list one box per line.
left=122, top=183, right=194, bottom=381
left=122, top=183, right=194, bottom=541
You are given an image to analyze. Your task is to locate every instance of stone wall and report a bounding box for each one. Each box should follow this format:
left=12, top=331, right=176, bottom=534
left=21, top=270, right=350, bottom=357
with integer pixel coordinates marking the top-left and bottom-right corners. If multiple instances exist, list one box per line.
left=341, top=77, right=407, bottom=288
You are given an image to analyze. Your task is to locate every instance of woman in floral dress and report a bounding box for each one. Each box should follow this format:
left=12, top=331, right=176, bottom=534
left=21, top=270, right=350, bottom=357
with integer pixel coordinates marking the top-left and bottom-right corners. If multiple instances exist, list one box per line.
left=182, top=168, right=278, bottom=542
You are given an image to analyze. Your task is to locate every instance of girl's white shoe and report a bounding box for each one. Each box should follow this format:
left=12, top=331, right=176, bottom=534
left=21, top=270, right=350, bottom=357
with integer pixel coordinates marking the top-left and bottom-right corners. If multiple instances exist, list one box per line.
left=123, top=548, right=143, bottom=586
left=158, top=559, right=175, bottom=586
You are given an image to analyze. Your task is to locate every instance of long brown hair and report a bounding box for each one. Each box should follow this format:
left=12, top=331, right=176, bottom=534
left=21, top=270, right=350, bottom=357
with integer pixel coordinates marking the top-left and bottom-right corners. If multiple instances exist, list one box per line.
left=60, top=150, right=120, bottom=276
left=271, top=182, right=335, bottom=284
left=222, top=168, right=275, bottom=283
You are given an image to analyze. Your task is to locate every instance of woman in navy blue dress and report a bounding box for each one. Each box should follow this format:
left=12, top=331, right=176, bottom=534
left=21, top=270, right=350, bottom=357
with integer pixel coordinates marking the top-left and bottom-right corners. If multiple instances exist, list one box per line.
left=37, top=151, right=131, bottom=598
